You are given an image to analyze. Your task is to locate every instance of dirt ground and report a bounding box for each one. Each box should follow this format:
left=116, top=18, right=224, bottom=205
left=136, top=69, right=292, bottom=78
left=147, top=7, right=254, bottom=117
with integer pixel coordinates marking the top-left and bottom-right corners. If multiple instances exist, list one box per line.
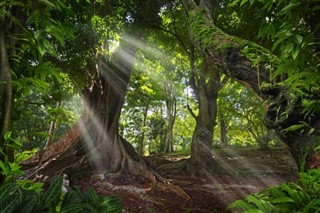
left=72, top=147, right=298, bottom=213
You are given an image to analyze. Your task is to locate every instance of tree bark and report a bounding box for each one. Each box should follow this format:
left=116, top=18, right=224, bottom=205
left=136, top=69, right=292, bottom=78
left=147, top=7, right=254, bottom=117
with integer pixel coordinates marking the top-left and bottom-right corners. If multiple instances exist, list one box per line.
left=0, top=20, right=14, bottom=184
left=219, top=112, right=228, bottom=147
left=164, top=80, right=177, bottom=153
left=21, top=33, right=155, bottom=181
left=182, top=0, right=320, bottom=170
left=138, top=105, right=148, bottom=156
left=188, top=53, right=226, bottom=170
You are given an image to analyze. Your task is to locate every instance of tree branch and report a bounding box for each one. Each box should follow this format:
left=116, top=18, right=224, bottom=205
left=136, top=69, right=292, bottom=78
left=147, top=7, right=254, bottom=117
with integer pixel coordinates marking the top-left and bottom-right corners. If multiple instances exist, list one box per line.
left=153, top=26, right=190, bottom=57
left=182, top=0, right=272, bottom=99
left=187, top=104, right=197, bottom=120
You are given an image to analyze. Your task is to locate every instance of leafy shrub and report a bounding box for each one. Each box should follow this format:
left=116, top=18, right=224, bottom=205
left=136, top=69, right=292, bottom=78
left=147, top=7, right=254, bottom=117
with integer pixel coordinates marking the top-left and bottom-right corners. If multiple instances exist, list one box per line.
left=229, top=169, right=320, bottom=212
left=0, top=176, right=122, bottom=213
left=15, top=148, right=39, bottom=163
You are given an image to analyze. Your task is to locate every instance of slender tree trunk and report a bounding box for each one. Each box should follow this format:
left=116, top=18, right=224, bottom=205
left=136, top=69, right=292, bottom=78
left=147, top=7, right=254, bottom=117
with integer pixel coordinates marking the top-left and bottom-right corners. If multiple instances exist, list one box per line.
left=0, top=21, right=14, bottom=184
left=0, top=27, right=13, bottom=153
left=182, top=0, right=320, bottom=170
left=139, top=105, right=148, bottom=156
left=21, top=33, right=155, bottom=181
left=219, top=112, right=228, bottom=147
left=164, top=81, right=177, bottom=153
left=45, top=101, right=62, bottom=148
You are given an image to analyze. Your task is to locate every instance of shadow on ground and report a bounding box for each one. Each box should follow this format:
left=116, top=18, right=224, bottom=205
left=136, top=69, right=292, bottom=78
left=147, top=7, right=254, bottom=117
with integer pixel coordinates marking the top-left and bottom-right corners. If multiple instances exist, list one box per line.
left=72, top=147, right=298, bottom=213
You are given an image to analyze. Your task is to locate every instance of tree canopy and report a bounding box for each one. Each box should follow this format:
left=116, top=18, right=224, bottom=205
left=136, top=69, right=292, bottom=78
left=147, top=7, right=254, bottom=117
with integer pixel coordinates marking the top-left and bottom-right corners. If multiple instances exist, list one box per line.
left=0, top=0, right=319, bottom=204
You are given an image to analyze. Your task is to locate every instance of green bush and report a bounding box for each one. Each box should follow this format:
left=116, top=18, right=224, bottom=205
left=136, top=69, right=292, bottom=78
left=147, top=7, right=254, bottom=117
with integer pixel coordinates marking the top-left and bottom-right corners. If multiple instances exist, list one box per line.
left=229, top=169, right=320, bottom=212
left=0, top=176, right=122, bottom=213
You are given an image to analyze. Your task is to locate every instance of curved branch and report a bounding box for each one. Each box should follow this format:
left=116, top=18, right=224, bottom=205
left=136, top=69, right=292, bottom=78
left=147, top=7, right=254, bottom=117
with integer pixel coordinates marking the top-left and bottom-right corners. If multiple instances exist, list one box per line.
left=182, top=0, right=271, bottom=99
left=187, top=104, right=197, bottom=120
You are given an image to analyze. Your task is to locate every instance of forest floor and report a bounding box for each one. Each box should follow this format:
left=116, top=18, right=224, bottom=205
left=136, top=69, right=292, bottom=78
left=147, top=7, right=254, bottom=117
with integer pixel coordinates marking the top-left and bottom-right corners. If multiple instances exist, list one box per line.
left=72, top=147, right=298, bottom=213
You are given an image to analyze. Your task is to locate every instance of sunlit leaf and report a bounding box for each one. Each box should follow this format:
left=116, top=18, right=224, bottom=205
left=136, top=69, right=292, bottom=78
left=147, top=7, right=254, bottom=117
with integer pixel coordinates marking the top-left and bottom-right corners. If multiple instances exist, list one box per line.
left=283, top=124, right=305, bottom=132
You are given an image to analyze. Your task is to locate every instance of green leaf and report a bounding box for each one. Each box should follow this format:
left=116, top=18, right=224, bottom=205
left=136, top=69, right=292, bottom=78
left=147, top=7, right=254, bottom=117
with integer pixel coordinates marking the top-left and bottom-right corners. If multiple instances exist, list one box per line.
left=278, top=3, right=299, bottom=15
left=41, top=176, right=63, bottom=208
left=272, top=36, right=287, bottom=51
left=272, top=197, right=295, bottom=203
left=0, top=183, right=17, bottom=200
left=9, top=162, right=24, bottom=175
left=39, top=0, right=56, bottom=8
left=246, top=195, right=274, bottom=212
left=283, top=124, right=305, bottom=132
left=0, top=161, right=9, bottom=176
left=45, top=24, right=65, bottom=47
left=82, top=203, right=98, bottom=212
left=85, top=187, right=99, bottom=206
left=292, top=46, right=300, bottom=60
left=308, top=128, right=315, bottom=135
left=303, top=199, right=320, bottom=211
left=60, top=204, right=82, bottom=213
left=4, top=131, right=12, bottom=140
left=32, top=79, right=50, bottom=94
left=0, top=194, right=18, bottom=213
left=61, top=188, right=83, bottom=208
left=228, top=199, right=255, bottom=211
left=240, top=0, right=249, bottom=6
left=103, top=196, right=122, bottom=213
left=17, top=196, right=38, bottom=213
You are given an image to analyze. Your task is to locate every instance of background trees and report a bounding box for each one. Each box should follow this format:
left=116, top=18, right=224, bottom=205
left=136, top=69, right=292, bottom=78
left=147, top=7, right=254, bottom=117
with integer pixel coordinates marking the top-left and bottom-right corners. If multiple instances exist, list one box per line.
left=2, top=0, right=318, bottom=185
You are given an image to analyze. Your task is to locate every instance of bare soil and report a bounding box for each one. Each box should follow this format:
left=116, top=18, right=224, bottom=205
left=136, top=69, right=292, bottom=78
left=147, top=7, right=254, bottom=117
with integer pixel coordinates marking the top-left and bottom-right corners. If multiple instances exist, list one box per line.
left=72, top=147, right=298, bottom=213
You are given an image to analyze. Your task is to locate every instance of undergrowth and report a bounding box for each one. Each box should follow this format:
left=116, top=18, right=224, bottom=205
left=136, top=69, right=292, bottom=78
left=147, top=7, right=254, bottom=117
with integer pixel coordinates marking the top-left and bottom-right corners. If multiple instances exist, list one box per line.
left=229, top=169, right=320, bottom=212
left=0, top=176, right=122, bottom=213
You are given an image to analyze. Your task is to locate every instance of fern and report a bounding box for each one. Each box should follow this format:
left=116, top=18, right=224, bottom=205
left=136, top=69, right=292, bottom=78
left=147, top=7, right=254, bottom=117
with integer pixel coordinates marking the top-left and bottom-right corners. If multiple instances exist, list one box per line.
left=41, top=176, right=63, bottom=209
left=229, top=169, right=320, bottom=212
left=0, top=176, right=122, bottom=213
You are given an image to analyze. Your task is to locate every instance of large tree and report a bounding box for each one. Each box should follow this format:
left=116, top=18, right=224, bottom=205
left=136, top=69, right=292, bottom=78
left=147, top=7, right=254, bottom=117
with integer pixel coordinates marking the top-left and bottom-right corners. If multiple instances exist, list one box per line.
left=19, top=0, right=164, bottom=181
left=181, top=0, right=320, bottom=170
left=188, top=52, right=227, bottom=170
left=154, top=3, right=228, bottom=170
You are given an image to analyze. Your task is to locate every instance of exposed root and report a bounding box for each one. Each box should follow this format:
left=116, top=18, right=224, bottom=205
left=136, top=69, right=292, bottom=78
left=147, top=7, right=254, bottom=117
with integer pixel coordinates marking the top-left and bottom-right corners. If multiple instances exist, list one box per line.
left=156, top=159, right=188, bottom=174
left=156, top=182, right=191, bottom=200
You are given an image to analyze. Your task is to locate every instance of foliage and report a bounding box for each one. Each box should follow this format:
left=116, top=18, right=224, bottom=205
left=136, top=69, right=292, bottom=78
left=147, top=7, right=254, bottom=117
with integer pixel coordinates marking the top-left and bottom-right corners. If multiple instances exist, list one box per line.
left=235, top=0, right=320, bottom=105
left=13, top=90, right=82, bottom=150
left=15, top=149, right=39, bottom=163
left=0, top=132, right=24, bottom=184
left=217, top=81, right=278, bottom=148
left=0, top=176, right=122, bottom=213
left=229, top=169, right=320, bottom=212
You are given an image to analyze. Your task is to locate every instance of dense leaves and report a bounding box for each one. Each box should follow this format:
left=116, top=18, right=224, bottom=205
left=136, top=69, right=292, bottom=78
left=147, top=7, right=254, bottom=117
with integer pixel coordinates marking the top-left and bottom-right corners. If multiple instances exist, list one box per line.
left=0, top=176, right=122, bottom=213
left=230, top=169, right=320, bottom=212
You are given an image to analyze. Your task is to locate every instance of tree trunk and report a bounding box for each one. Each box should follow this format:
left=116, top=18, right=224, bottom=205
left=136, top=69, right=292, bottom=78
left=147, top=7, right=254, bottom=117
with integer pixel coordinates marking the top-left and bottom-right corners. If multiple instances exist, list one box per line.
left=182, top=0, right=320, bottom=170
left=188, top=55, right=225, bottom=170
left=164, top=81, right=177, bottom=153
left=0, top=21, right=14, bottom=184
left=138, top=105, right=148, bottom=156
left=219, top=112, right=228, bottom=147
left=45, top=101, right=62, bottom=148
left=21, top=34, right=155, bottom=182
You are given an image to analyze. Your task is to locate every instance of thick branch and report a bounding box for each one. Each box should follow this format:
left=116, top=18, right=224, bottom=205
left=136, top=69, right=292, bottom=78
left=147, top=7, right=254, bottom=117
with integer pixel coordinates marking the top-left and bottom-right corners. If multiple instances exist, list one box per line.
left=182, top=0, right=271, bottom=99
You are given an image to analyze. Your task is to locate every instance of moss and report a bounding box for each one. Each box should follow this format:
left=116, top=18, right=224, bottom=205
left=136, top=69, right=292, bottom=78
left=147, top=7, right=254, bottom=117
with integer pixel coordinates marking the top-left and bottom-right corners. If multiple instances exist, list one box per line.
left=189, top=8, right=234, bottom=55
left=189, top=7, right=278, bottom=70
